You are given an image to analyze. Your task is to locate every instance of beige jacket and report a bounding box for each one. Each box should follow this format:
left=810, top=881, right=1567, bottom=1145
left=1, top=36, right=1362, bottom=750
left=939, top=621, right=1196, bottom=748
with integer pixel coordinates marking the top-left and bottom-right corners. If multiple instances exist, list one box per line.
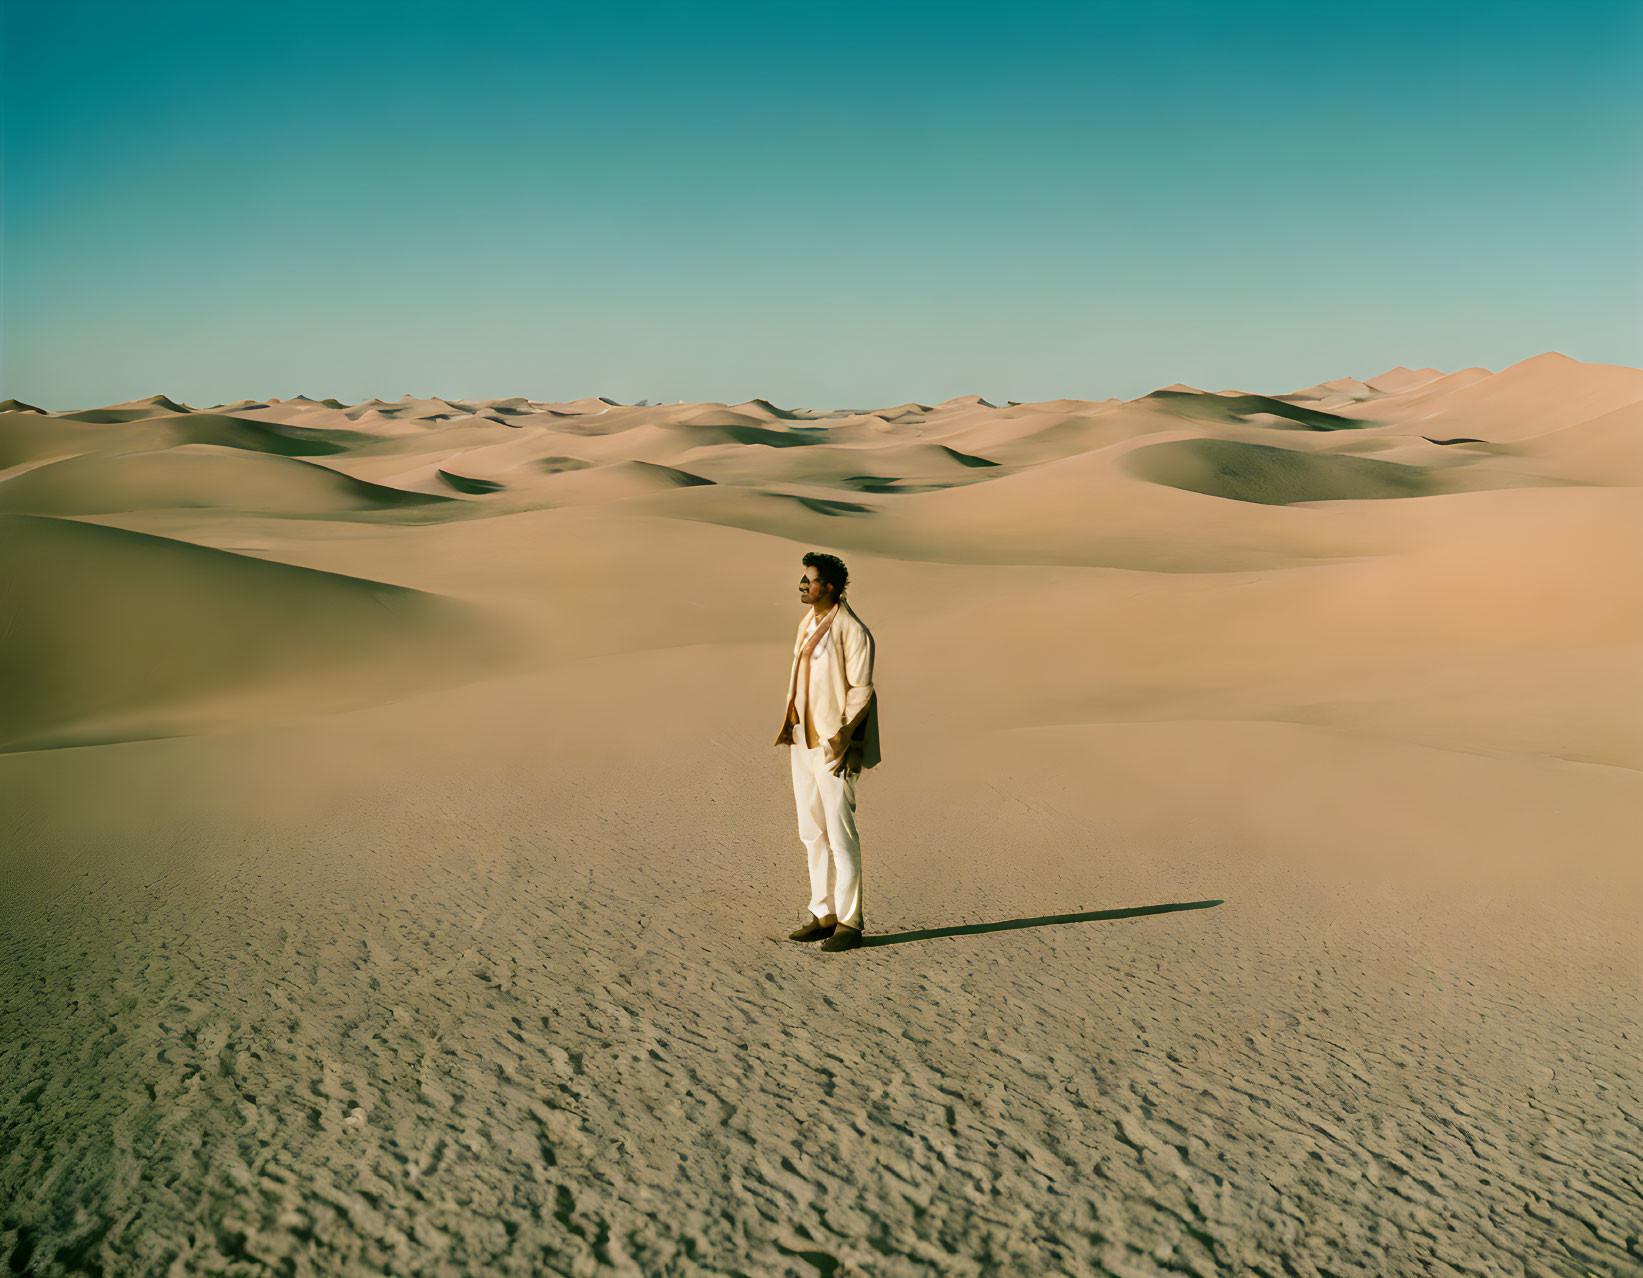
left=774, top=599, right=881, bottom=772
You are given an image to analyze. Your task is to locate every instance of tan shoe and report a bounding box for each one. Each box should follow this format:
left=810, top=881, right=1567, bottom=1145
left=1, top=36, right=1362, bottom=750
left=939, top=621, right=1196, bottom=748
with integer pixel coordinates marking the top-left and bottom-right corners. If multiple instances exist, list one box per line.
left=788, top=913, right=837, bottom=942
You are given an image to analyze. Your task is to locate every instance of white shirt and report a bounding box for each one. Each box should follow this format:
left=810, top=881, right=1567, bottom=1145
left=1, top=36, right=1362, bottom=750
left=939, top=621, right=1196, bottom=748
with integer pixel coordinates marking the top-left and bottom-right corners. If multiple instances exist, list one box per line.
left=797, top=610, right=836, bottom=748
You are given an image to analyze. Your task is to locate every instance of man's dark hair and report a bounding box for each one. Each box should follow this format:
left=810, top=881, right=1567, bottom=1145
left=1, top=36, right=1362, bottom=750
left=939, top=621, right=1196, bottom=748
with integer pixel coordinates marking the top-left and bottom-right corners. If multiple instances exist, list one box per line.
left=803, top=551, right=849, bottom=601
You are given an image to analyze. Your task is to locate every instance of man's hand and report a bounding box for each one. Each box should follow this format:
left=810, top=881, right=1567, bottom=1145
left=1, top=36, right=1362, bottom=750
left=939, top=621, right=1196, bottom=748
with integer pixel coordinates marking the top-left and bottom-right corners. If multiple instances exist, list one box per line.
left=827, top=744, right=863, bottom=778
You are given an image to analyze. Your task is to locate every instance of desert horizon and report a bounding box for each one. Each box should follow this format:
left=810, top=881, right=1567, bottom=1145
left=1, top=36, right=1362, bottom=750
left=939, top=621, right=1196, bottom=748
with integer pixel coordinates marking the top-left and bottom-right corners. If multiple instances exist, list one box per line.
left=2, top=347, right=1639, bottom=1274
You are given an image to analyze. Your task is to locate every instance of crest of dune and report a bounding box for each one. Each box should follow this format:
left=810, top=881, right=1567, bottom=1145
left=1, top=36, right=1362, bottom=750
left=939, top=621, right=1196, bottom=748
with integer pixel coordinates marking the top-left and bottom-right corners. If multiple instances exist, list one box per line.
left=1363, top=365, right=1447, bottom=394
left=537, top=458, right=714, bottom=505
left=481, top=397, right=536, bottom=415
left=126, top=393, right=195, bottom=414
left=1387, top=352, right=1643, bottom=440
left=730, top=398, right=801, bottom=420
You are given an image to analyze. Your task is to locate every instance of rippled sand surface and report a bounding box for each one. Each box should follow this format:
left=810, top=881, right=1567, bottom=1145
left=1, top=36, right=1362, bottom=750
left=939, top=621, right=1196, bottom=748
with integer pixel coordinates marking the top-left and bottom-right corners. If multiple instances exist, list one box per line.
left=2, top=358, right=1639, bottom=1276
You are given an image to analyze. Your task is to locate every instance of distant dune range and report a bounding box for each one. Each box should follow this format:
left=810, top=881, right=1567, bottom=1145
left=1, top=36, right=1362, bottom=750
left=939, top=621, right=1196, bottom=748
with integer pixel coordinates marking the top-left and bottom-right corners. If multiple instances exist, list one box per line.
left=0, top=355, right=1639, bottom=1276
left=1, top=354, right=1639, bottom=750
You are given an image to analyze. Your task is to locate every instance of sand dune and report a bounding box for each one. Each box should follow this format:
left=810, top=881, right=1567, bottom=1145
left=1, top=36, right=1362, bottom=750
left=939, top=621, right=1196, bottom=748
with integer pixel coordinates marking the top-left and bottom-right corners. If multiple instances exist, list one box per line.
left=1, top=355, right=1638, bottom=1277
left=1296, top=375, right=1377, bottom=397
left=0, top=513, right=521, bottom=752
left=121, top=392, right=194, bottom=414
left=481, top=396, right=538, bottom=415
left=1324, top=365, right=1496, bottom=424
left=1126, top=436, right=1441, bottom=504
left=674, top=439, right=1006, bottom=492
left=1329, top=353, right=1642, bottom=442
left=666, top=412, right=827, bottom=445
left=1144, top=388, right=1374, bottom=432
left=729, top=397, right=802, bottom=420
left=1364, top=364, right=1446, bottom=394
left=1513, top=400, right=1643, bottom=485
left=0, top=411, right=361, bottom=480
left=345, top=442, right=715, bottom=508
left=0, top=444, right=456, bottom=517
left=533, top=458, right=715, bottom=505
left=435, top=467, right=508, bottom=494
left=1329, top=353, right=1641, bottom=440
left=47, top=392, right=196, bottom=423
left=1121, top=436, right=1564, bottom=505
left=1281, top=375, right=1384, bottom=410
left=940, top=405, right=1172, bottom=466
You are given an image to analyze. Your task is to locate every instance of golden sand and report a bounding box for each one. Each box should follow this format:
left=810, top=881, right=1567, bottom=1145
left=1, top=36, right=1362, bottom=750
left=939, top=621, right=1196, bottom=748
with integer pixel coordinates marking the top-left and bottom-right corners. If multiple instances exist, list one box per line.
left=2, top=357, right=1638, bottom=1275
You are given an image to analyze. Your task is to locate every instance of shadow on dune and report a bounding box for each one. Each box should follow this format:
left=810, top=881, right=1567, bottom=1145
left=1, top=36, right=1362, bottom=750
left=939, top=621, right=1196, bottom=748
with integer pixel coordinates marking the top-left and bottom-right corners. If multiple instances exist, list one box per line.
left=671, top=421, right=823, bottom=448
left=437, top=469, right=507, bottom=494
left=753, top=492, right=874, bottom=516
left=1143, top=389, right=1371, bottom=431
left=839, top=475, right=961, bottom=494
left=863, top=898, right=1223, bottom=947
left=1123, top=438, right=1437, bottom=504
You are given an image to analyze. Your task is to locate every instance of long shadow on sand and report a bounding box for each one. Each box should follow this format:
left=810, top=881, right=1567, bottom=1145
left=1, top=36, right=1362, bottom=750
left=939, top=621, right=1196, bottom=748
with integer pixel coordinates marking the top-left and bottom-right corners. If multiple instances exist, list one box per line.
left=864, top=899, right=1223, bottom=947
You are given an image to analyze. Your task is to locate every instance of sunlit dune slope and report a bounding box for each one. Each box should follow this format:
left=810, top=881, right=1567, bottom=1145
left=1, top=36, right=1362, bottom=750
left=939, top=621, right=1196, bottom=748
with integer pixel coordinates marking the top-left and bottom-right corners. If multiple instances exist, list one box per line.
left=0, top=513, right=520, bottom=752
left=0, top=444, right=459, bottom=517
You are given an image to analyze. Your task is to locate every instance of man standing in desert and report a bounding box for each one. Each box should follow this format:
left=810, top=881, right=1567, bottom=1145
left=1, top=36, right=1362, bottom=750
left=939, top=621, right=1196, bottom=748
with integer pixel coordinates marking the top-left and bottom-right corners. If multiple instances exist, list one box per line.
left=776, top=552, right=880, bottom=952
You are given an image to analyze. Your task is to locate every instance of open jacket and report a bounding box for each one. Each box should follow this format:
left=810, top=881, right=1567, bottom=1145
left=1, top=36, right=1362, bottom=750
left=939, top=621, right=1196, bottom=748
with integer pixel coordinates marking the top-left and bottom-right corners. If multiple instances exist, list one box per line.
left=774, top=599, right=882, bottom=771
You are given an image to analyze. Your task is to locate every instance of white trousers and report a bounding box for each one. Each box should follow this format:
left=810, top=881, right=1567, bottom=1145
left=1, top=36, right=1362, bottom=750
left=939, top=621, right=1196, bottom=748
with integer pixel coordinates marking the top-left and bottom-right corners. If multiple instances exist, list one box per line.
left=789, top=740, right=864, bottom=929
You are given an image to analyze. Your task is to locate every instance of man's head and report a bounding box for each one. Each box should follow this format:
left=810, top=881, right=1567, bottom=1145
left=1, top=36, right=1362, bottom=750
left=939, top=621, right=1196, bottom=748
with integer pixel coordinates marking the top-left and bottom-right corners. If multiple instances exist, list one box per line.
left=799, top=551, right=849, bottom=609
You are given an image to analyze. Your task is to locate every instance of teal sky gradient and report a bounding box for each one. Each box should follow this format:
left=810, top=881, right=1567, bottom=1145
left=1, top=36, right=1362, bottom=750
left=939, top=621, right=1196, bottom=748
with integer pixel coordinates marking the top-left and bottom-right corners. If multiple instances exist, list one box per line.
left=4, top=0, right=1640, bottom=409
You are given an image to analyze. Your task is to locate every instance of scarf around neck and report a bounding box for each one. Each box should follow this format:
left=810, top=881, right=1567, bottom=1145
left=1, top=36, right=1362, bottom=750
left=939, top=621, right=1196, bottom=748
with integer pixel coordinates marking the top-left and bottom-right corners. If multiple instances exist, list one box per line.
left=786, top=603, right=839, bottom=744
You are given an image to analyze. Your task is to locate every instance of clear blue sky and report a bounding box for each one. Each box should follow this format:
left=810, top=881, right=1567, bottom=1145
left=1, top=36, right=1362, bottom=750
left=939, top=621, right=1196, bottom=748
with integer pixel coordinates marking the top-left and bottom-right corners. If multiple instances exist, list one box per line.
left=3, top=0, right=1640, bottom=410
